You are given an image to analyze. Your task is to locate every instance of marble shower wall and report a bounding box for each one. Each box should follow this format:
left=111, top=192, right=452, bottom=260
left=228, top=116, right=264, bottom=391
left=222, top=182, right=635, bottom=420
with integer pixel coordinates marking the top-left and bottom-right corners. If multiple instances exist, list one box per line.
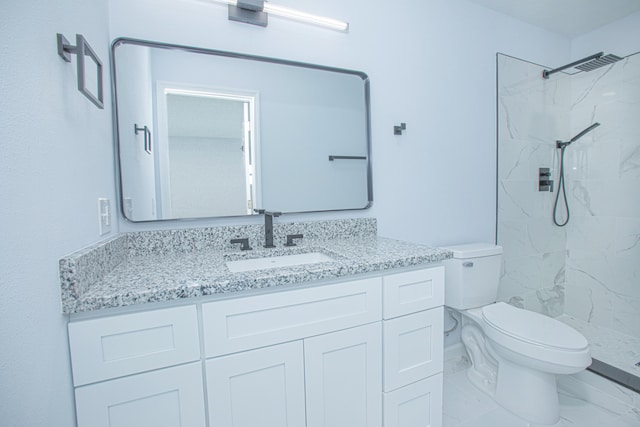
left=564, top=53, right=640, bottom=338
left=497, top=52, right=640, bottom=339
left=496, top=54, right=571, bottom=317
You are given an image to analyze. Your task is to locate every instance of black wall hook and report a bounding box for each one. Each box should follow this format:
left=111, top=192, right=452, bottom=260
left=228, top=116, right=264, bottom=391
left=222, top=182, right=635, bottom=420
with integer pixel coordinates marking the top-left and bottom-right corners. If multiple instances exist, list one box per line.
left=394, top=123, right=406, bottom=135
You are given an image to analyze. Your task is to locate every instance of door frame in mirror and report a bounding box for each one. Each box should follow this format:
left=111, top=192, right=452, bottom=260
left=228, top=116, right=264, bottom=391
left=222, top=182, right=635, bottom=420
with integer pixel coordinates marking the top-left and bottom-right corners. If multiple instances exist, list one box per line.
left=155, top=82, right=261, bottom=218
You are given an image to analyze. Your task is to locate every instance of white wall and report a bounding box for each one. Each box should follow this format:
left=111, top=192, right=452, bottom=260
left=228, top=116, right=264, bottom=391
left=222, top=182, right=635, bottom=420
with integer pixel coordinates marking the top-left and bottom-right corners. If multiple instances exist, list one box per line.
left=169, top=136, right=249, bottom=217
left=572, top=10, right=640, bottom=59
left=0, top=0, right=577, bottom=425
left=0, top=0, right=114, bottom=426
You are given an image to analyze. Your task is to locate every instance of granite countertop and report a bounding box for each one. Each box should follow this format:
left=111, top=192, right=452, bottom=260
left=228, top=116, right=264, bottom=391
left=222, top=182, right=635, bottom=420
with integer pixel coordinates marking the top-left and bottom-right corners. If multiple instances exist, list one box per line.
left=60, top=219, right=452, bottom=314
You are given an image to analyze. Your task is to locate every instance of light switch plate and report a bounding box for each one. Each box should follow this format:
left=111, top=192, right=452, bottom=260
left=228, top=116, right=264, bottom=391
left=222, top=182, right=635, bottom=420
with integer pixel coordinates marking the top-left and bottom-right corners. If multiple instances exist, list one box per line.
left=98, top=198, right=111, bottom=236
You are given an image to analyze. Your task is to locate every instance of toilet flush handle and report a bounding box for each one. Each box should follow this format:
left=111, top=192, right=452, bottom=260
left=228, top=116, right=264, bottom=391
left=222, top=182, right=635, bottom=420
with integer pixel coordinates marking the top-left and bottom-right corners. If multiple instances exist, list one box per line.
left=463, top=262, right=474, bottom=268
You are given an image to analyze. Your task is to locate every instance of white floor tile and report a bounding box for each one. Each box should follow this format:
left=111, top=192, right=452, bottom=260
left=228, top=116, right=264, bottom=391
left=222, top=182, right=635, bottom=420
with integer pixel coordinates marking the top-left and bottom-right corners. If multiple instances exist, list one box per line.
left=557, top=392, right=640, bottom=427
left=444, top=367, right=640, bottom=427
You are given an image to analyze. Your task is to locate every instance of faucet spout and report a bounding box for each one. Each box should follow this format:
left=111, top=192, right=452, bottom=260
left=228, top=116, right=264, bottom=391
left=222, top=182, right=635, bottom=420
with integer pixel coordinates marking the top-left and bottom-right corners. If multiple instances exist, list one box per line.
left=255, top=209, right=281, bottom=248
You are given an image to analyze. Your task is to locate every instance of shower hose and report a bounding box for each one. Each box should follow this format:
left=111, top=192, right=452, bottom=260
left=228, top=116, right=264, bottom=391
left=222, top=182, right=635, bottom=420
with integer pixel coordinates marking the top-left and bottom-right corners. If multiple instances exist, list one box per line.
left=553, top=146, right=570, bottom=227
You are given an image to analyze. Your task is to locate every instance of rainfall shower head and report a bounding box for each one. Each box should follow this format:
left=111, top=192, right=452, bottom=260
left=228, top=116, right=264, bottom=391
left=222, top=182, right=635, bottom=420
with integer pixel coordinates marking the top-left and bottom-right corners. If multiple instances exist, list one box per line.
left=542, top=52, right=623, bottom=79
left=556, top=122, right=600, bottom=149
left=574, top=54, right=623, bottom=72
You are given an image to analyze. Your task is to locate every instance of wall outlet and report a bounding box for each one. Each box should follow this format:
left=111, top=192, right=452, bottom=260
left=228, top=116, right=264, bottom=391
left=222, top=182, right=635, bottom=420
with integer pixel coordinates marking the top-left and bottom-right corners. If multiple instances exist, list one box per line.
left=98, top=198, right=111, bottom=236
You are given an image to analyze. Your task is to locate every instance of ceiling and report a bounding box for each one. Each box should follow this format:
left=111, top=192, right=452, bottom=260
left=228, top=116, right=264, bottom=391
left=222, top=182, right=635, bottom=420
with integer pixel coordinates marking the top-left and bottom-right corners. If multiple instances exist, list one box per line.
left=466, top=0, right=640, bottom=37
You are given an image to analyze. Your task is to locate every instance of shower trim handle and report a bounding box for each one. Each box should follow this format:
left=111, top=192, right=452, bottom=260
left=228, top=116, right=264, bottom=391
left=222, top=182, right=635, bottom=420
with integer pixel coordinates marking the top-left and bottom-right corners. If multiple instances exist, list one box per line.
left=539, top=168, right=554, bottom=192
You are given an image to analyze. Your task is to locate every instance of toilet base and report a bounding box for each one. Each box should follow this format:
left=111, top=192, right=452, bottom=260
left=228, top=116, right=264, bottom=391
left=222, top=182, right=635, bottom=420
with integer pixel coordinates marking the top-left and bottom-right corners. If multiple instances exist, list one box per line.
left=461, top=324, right=497, bottom=396
left=460, top=322, right=562, bottom=426
left=493, top=352, right=560, bottom=425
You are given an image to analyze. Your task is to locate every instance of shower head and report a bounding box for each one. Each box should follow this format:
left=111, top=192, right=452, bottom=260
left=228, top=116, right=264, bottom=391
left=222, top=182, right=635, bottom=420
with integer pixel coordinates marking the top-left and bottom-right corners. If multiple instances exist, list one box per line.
left=543, top=52, right=623, bottom=79
left=574, top=54, right=623, bottom=72
left=556, top=122, right=600, bottom=149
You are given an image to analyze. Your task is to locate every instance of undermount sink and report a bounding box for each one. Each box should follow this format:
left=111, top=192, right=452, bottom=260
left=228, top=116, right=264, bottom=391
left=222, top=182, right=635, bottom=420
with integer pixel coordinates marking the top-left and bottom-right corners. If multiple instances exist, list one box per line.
left=226, top=252, right=334, bottom=273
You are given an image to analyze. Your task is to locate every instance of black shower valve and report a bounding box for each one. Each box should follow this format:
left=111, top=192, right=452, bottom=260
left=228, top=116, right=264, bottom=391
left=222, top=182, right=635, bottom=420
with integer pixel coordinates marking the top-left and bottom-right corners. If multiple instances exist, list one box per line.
left=539, top=168, right=554, bottom=192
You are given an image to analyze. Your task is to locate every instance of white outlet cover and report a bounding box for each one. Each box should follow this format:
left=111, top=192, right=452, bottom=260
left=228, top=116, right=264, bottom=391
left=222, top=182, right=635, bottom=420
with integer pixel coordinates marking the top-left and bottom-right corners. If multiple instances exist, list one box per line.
left=98, top=198, right=111, bottom=236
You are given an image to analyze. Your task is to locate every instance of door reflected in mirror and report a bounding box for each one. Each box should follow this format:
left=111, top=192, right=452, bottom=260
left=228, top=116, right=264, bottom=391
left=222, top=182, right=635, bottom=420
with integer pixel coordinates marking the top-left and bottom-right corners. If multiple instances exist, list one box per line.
left=159, top=88, right=257, bottom=218
left=112, top=38, right=372, bottom=222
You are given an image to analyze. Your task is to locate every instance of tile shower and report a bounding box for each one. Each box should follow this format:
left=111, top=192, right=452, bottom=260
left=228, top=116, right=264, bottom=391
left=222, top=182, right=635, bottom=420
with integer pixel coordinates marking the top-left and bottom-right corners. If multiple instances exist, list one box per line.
left=496, top=52, right=640, bottom=385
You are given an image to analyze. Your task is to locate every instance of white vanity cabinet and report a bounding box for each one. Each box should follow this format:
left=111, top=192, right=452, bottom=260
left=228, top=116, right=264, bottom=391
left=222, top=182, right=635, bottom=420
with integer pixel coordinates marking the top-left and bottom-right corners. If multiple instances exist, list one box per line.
left=67, top=265, right=445, bottom=427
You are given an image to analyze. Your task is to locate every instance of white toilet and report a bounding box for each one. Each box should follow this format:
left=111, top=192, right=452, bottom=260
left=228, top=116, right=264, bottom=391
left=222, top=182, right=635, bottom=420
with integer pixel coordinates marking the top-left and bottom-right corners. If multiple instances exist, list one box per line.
left=442, top=243, right=591, bottom=426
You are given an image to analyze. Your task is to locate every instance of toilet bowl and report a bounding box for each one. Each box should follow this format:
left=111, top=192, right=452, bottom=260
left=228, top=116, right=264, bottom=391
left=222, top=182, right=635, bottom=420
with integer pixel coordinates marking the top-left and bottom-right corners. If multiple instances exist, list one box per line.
left=442, top=243, right=591, bottom=425
left=460, top=302, right=590, bottom=425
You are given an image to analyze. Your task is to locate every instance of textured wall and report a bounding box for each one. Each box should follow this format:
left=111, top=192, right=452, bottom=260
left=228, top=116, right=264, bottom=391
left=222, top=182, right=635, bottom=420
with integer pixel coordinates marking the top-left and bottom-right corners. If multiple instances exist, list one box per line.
left=0, top=0, right=115, bottom=425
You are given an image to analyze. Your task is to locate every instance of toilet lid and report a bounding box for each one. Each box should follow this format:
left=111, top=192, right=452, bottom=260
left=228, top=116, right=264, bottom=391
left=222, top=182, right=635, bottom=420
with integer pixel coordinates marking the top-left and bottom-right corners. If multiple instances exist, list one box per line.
left=481, top=302, right=589, bottom=351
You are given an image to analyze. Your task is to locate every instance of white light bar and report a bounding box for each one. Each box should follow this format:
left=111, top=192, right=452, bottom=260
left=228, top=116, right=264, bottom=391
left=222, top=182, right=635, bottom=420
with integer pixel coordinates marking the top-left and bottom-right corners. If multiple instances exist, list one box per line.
left=209, top=0, right=349, bottom=32
left=263, top=3, right=349, bottom=32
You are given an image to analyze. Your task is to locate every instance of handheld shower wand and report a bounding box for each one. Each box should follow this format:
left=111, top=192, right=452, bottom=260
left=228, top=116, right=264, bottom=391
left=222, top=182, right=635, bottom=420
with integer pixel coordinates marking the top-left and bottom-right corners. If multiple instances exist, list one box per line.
left=553, top=122, right=600, bottom=227
left=556, top=122, right=601, bottom=149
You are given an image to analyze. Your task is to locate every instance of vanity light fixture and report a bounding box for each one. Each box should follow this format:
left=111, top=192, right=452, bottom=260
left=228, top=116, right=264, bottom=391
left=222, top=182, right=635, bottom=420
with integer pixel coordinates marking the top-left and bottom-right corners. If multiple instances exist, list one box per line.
left=210, top=0, right=349, bottom=32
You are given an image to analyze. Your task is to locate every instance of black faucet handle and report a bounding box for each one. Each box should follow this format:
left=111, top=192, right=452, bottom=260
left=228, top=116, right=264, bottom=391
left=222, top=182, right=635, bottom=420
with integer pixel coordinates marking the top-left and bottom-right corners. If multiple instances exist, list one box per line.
left=284, top=234, right=304, bottom=247
left=230, top=238, right=252, bottom=251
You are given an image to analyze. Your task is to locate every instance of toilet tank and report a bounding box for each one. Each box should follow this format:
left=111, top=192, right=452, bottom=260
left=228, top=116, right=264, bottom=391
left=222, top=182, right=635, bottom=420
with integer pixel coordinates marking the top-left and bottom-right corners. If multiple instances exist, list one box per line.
left=442, top=243, right=503, bottom=310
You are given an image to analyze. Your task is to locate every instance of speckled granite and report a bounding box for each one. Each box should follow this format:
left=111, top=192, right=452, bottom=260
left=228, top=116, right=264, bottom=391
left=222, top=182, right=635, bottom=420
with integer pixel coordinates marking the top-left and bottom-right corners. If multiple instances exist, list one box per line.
left=126, top=217, right=378, bottom=256
left=59, top=235, right=128, bottom=307
left=60, top=218, right=452, bottom=314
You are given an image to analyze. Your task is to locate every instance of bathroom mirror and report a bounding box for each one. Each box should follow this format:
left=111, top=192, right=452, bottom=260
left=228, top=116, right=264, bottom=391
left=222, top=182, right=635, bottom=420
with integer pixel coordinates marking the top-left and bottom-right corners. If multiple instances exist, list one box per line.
left=111, top=38, right=372, bottom=222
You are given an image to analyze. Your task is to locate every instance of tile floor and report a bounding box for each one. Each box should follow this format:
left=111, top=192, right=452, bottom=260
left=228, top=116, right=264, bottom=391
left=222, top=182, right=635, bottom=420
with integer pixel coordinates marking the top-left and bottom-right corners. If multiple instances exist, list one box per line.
left=556, top=315, right=640, bottom=383
left=443, top=345, right=640, bottom=427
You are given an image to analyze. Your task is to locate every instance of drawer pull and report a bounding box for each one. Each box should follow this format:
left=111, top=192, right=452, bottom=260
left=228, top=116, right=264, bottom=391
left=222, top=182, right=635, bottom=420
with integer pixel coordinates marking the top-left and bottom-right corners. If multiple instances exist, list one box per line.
left=463, top=262, right=474, bottom=268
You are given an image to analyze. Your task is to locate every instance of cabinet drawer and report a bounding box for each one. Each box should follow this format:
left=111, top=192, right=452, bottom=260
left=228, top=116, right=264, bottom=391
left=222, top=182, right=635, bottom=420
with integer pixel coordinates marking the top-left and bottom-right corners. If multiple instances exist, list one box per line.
left=382, top=266, right=444, bottom=319
left=202, top=277, right=382, bottom=357
left=383, top=373, right=443, bottom=427
left=75, top=362, right=206, bottom=427
left=69, top=306, right=200, bottom=386
left=383, top=307, right=444, bottom=392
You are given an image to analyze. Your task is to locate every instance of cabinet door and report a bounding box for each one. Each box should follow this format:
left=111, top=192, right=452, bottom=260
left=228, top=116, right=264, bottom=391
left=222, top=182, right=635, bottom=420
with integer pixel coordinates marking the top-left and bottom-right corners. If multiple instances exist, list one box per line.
left=383, top=374, right=443, bottom=427
left=75, top=362, right=206, bottom=427
left=305, top=322, right=382, bottom=427
left=206, top=341, right=306, bottom=427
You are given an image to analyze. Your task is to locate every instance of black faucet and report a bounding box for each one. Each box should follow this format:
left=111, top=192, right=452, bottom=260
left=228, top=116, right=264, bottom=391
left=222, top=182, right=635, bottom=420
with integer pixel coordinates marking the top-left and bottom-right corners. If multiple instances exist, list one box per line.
left=254, top=209, right=281, bottom=248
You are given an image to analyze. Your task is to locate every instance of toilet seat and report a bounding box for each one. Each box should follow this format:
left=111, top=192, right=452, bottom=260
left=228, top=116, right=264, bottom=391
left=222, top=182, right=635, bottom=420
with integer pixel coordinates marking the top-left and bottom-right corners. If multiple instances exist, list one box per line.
left=481, top=302, right=588, bottom=351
